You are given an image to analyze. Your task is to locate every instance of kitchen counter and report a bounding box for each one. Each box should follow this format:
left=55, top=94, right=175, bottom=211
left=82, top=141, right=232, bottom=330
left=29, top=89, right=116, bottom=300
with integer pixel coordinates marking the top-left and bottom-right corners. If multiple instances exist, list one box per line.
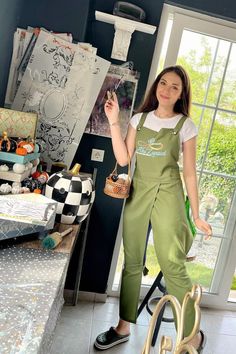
left=0, top=224, right=80, bottom=354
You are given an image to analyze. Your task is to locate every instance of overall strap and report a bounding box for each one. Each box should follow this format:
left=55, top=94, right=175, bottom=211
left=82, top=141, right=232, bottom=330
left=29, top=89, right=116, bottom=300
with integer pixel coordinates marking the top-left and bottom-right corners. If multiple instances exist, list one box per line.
left=173, top=115, right=187, bottom=134
left=137, top=112, right=148, bottom=131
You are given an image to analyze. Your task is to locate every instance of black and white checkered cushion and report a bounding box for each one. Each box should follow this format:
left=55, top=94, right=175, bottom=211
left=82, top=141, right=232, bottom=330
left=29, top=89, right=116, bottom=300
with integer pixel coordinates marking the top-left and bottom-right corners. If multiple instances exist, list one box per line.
left=45, top=171, right=95, bottom=224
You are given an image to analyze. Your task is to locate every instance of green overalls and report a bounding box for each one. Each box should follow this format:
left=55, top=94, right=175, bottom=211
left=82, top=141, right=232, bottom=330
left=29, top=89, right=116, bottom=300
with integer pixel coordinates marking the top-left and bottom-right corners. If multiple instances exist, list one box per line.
left=120, top=113, right=195, bottom=336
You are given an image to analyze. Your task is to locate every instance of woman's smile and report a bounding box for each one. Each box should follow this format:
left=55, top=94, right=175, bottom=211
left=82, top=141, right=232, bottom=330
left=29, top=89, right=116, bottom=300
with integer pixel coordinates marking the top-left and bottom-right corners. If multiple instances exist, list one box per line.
left=159, top=94, right=170, bottom=99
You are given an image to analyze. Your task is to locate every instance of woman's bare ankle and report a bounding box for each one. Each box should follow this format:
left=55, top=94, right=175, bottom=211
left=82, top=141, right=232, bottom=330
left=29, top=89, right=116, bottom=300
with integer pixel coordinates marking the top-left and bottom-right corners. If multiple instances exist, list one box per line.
left=115, top=319, right=130, bottom=335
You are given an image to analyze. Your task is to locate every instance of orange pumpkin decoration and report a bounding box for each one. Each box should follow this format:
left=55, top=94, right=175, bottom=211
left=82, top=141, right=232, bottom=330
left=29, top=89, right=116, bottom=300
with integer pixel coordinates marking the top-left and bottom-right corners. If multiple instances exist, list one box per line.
left=16, top=147, right=28, bottom=156
left=33, top=188, right=42, bottom=194
left=17, top=138, right=35, bottom=153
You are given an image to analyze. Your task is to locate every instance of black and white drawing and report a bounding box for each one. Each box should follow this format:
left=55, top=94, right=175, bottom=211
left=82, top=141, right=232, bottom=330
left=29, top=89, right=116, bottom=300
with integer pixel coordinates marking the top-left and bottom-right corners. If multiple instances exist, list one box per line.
left=11, top=30, right=110, bottom=169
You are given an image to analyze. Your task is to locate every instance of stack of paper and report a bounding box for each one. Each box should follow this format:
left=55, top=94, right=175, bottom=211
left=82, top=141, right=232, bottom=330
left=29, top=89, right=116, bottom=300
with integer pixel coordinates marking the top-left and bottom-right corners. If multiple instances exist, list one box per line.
left=5, top=27, right=110, bottom=170
left=0, top=194, right=57, bottom=225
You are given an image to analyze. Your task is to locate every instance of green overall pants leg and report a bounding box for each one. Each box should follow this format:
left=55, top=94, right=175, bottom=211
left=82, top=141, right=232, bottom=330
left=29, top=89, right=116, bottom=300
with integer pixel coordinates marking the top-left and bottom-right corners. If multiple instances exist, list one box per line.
left=119, top=114, right=195, bottom=337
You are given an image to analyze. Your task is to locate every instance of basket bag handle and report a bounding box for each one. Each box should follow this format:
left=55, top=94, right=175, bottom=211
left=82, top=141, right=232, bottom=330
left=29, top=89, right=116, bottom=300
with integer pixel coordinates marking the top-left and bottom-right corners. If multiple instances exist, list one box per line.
left=111, top=155, right=131, bottom=183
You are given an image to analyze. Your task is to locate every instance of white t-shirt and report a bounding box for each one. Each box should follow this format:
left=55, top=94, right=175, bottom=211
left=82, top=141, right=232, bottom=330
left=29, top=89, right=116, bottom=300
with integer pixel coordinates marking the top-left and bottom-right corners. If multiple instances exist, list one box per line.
left=130, top=111, right=198, bottom=151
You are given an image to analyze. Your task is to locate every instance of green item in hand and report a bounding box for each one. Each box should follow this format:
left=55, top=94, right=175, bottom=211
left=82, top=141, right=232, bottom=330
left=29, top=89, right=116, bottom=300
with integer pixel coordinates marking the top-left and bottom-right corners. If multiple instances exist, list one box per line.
left=185, top=196, right=196, bottom=237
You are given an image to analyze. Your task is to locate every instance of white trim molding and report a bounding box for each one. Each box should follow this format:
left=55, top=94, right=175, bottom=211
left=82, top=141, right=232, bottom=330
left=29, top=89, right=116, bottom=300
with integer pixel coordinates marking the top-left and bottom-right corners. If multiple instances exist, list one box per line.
left=95, top=11, right=157, bottom=61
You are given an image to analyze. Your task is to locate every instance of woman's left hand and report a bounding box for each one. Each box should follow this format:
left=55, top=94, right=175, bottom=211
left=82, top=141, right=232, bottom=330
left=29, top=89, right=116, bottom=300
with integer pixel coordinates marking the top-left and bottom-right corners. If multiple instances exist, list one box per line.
left=194, top=218, right=212, bottom=240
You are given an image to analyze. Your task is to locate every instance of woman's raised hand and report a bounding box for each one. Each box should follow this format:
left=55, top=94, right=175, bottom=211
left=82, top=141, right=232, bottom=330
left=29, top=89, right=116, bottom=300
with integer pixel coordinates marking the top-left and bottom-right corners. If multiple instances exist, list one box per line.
left=104, top=91, right=120, bottom=125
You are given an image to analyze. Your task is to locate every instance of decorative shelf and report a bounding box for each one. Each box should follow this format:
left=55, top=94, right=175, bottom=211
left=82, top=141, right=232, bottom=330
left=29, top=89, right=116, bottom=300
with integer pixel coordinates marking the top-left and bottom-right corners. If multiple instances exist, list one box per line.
left=0, top=151, right=40, bottom=164
left=95, top=11, right=156, bottom=34
left=95, top=11, right=157, bottom=61
left=0, top=169, right=31, bottom=182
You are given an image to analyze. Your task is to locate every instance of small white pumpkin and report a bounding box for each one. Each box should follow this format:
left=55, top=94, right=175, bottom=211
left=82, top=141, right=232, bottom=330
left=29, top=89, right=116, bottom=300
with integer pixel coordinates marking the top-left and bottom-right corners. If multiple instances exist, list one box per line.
left=13, top=163, right=26, bottom=174
left=0, top=164, right=9, bottom=171
left=0, top=183, right=12, bottom=194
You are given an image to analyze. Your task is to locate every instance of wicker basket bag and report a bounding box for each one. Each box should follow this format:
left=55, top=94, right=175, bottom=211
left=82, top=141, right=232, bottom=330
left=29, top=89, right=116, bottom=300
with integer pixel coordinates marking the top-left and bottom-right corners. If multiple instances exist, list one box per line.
left=104, top=158, right=131, bottom=199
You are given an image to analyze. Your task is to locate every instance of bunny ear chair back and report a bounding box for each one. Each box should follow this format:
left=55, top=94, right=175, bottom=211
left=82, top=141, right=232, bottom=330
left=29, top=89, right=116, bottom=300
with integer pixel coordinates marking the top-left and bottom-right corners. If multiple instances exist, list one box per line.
left=142, top=284, right=202, bottom=354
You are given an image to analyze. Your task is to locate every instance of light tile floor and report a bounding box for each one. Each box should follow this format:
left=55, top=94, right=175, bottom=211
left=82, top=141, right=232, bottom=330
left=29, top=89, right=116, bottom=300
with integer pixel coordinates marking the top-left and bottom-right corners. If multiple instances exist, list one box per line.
left=51, top=297, right=236, bottom=354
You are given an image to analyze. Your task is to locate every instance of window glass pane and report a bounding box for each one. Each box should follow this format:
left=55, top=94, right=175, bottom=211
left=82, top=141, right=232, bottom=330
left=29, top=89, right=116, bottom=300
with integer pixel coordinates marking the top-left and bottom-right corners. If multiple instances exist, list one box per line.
left=203, top=112, right=236, bottom=175
left=219, top=43, right=236, bottom=110
left=186, top=236, right=222, bottom=292
left=192, top=107, right=215, bottom=169
left=206, top=40, right=230, bottom=107
left=177, top=31, right=218, bottom=104
left=198, top=179, right=235, bottom=236
left=191, top=105, right=202, bottom=127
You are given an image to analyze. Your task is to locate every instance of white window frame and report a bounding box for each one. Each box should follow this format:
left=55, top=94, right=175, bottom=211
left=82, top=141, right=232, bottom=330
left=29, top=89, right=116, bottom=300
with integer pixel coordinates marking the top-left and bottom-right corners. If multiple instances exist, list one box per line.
left=147, top=4, right=236, bottom=90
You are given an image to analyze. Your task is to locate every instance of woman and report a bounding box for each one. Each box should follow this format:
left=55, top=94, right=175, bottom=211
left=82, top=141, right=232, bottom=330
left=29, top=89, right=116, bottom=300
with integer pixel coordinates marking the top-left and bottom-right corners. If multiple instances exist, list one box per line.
left=94, top=65, right=212, bottom=352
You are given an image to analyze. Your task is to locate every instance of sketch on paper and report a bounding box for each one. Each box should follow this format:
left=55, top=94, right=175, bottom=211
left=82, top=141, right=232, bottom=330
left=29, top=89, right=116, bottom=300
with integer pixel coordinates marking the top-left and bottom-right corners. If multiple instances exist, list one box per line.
left=11, top=29, right=110, bottom=169
left=85, top=65, right=139, bottom=139
left=5, top=28, right=73, bottom=108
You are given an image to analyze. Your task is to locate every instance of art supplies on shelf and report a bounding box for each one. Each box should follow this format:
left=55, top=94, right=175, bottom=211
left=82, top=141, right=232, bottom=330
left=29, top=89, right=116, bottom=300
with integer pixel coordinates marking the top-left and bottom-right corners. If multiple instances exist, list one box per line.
left=42, top=227, right=73, bottom=249
left=0, top=193, right=57, bottom=225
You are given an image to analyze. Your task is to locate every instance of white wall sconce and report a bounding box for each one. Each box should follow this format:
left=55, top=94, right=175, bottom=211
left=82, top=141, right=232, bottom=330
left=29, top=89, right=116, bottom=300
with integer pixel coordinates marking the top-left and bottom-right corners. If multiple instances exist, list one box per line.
left=95, top=11, right=157, bottom=61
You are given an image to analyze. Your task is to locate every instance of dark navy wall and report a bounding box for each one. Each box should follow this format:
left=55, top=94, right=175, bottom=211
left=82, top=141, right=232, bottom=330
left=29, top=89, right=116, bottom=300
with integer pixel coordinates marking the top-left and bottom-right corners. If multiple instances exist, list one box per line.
left=0, top=0, right=24, bottom=106
left=72, top=134, right=126, bottom=293
left=19, top=0, right=91, bottom=42
left=167, top=0, right=236, bottom=21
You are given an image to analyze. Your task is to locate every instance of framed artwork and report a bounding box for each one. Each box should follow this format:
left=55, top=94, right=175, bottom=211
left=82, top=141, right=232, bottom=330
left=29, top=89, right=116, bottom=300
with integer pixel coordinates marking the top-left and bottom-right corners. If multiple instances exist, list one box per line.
left=85, top=65, right=139, bottom=139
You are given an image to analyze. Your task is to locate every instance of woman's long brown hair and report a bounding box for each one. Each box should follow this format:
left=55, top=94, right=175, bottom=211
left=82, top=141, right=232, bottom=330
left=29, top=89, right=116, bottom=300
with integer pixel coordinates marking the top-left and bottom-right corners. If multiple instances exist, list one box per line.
left=136, top=65, right=192, bottom=116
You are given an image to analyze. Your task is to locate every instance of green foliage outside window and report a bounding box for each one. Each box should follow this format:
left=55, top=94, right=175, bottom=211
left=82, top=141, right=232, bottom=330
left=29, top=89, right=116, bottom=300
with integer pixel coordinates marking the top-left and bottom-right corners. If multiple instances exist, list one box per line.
left=177, top=41, right=236, bottom=218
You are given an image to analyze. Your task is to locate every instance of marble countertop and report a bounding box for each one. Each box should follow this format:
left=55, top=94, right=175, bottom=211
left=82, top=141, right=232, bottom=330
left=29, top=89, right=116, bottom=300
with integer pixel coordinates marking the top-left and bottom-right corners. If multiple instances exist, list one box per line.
left=0, top=224, right=80, bottom=354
